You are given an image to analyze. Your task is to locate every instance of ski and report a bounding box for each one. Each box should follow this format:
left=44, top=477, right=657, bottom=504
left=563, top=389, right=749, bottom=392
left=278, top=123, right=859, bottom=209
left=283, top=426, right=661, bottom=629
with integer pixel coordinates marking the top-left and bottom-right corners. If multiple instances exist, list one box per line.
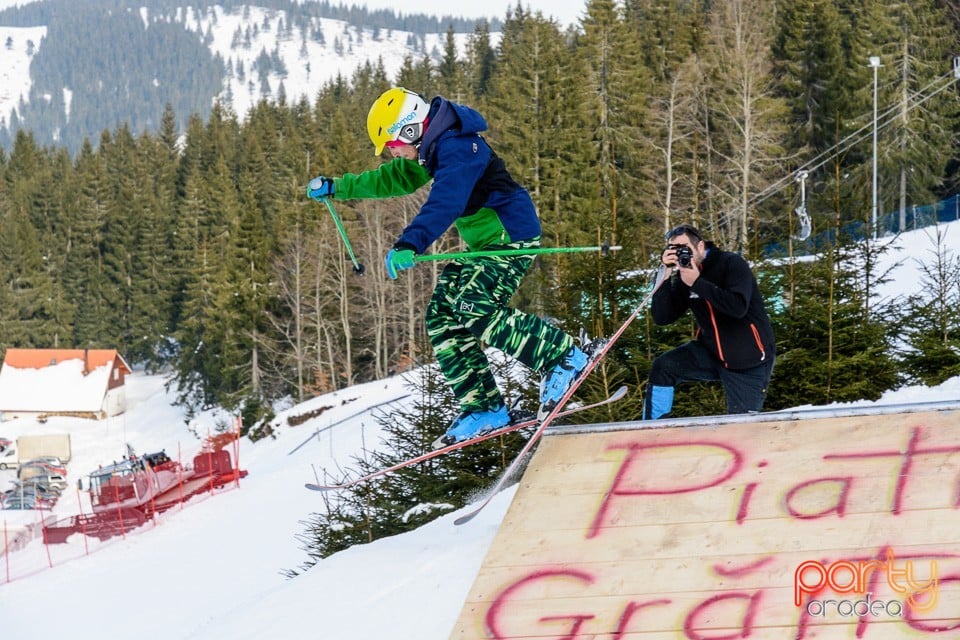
left=453, top=267, right=670, bottom=526
left=305, top=385, right=628, bottom=492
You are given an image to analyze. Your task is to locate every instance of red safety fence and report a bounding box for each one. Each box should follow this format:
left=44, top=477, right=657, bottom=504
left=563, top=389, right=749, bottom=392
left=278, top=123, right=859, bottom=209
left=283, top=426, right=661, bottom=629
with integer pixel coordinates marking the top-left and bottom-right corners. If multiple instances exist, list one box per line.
left=1, top=419, right=246, bottom=585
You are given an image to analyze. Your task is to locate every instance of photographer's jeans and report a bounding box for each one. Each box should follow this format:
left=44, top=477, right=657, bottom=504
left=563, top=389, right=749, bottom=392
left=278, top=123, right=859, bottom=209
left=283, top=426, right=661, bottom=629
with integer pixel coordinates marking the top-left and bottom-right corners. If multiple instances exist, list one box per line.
left=643, top=340, right=775, bottom=419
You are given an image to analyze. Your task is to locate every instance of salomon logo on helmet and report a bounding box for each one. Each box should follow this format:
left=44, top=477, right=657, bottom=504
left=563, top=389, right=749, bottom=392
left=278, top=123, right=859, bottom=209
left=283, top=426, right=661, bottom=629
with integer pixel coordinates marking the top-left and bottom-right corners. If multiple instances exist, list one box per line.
left=367, top=87, right=429, bottom=155
left=387, top=110, right=418, bottom=135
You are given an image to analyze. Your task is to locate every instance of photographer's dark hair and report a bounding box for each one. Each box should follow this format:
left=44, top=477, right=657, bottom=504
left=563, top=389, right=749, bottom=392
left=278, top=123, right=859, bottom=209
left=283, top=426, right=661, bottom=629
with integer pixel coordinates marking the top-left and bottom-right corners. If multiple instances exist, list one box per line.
left=665, top=224, right=703, bottom=244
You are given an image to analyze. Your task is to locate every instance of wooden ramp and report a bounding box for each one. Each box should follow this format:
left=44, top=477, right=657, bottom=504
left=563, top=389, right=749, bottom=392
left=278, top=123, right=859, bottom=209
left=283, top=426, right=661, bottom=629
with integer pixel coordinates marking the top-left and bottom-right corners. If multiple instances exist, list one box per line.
left=449, top=402, right=960, bottom=639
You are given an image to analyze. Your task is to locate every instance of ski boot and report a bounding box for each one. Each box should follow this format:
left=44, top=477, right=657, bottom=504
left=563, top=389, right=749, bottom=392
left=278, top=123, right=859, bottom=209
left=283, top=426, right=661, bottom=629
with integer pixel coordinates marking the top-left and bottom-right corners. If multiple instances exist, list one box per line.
left=538, top=345, right=589, bottom=419
left=435, top=404, right=511, bottom=448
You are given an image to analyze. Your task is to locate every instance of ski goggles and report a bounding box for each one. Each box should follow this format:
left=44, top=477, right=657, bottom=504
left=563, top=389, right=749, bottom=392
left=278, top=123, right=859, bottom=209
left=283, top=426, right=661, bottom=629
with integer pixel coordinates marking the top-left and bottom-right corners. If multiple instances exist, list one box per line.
left=385, top=117, right=429, bottom=149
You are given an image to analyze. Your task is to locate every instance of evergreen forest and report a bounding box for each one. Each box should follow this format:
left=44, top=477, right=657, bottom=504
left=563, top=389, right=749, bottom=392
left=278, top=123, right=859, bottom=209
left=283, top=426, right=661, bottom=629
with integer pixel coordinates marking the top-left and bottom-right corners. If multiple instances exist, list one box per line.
left=0, top=0, right=959, bottom=446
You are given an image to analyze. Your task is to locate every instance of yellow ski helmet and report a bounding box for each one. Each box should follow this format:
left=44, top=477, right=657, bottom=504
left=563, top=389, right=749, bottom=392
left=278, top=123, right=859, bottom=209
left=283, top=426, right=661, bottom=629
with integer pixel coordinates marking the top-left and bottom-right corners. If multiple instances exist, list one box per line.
left=366, top=87, right=429, bottom=155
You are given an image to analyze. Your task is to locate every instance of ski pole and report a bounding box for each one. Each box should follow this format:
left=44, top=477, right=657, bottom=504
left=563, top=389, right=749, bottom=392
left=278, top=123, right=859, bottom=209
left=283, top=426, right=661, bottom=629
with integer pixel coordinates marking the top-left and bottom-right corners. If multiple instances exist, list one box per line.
left=313, top=197, right=366, bottom=275
left=412, top=244, right=622, bottom=263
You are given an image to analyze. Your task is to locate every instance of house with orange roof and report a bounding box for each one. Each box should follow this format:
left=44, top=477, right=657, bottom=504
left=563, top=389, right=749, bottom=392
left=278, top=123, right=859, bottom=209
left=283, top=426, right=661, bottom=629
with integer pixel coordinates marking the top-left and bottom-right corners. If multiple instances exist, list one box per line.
left=0, top=349, right=133, bottom=420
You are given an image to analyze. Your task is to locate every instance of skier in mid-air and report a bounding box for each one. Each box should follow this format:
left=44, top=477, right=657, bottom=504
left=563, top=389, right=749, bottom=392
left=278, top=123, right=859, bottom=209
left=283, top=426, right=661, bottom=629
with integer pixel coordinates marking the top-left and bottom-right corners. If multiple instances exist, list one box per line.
left=308, top=87, right=587, bottom=445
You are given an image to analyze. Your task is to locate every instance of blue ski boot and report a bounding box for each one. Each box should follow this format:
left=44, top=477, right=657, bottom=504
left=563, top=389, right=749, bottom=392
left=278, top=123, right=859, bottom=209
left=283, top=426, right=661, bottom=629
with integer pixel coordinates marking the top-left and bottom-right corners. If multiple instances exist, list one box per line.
left=538, top=345, right=589, bottom=419
left=437, top=404, right=511, bottom=447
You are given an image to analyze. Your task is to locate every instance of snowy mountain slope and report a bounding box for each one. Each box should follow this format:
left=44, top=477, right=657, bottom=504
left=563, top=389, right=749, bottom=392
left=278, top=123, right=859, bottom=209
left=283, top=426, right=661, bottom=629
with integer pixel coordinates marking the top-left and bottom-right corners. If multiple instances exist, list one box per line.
left=0, top=24, right=45, bottom=126
left=177, top=5, right=480, bottom=122
left=0, top=1, right=489, bottom=133
left=0, top=221, right=957, bottom=640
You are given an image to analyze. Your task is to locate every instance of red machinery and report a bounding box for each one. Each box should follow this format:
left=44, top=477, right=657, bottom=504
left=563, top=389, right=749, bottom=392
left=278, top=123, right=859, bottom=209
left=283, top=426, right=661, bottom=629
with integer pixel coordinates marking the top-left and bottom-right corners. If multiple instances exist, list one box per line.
left=43, top=438, right=247, bottom=544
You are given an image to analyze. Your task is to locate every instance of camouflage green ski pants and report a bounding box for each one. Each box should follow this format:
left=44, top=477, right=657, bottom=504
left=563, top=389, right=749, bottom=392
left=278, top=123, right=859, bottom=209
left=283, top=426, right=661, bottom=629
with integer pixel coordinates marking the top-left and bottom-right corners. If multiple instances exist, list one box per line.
left=425, top=240, right=574, bottom=412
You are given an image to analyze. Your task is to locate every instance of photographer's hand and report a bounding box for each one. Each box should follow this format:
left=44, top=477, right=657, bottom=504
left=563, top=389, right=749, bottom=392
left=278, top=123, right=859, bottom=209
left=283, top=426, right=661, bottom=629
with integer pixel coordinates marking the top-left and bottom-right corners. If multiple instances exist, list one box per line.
left=662, top=246, right=678, bottom=267
left=678, top=260, right=700, bottom=286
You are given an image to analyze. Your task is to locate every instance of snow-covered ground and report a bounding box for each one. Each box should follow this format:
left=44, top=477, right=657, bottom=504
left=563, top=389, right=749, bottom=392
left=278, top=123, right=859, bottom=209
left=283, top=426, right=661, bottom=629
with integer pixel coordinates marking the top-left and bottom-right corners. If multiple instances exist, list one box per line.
left=0, top=220, right=958, bottom=639
left=0, top=367, right=513, bottom=639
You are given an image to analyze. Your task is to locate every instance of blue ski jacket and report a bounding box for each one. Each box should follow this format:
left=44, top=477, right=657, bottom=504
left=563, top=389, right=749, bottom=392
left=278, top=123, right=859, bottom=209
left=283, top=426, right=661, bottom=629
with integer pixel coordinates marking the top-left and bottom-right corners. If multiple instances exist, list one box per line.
left=333, top=96, right=541, bottom=253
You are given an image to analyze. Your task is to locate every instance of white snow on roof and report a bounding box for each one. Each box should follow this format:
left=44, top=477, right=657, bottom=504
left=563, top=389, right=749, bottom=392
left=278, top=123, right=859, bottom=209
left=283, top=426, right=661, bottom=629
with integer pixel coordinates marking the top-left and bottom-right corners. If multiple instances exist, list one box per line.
left=0, top=359, right=112, bottom=414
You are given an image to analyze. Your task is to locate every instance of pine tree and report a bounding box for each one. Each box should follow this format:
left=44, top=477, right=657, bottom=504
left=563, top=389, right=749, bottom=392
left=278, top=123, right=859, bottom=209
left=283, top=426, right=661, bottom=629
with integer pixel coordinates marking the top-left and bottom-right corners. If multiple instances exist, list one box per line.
left=100, top=124, right=140, bottom=353
left=882, top=1, right=960, bottom=232
left=625, top=0, right=699, bottom=84
left=290, top=352, right=535, bottom=568
left=218, top=144, right=275, bottom=420
left=65, top=137, right=111, bottom=347
left=770, top=0, right=854, bottom=252
left=171, top=108, right=244, bottom=410
left=577, top=0, right=631, bottom=248
left=571, top=0, right=654, bottom=336
left=127, top=107, right=180, bottom=367
left=699, top=0, right=788, bottom=251
left=836, top=0, right=901, bottom=236
left=0, top=131, right=64, bottom=347
left=899, top=225, right=960, bottom=385
left=464, top=20, right=496, bottom=97
left=435, top=26, right=466, bottom=98
left=772, top=0, right=849, bottom=155
left=766, top=236, right=901, bottom=408
left=0, top=177, right=59, bottom=348
left=626, top=0, right=706, bottom=243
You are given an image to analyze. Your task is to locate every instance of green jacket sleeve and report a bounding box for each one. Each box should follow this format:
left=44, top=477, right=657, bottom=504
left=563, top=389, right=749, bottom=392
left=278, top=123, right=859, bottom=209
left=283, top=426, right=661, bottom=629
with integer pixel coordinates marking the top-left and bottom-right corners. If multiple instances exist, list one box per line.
left=333, top=158, right=431, bottom=200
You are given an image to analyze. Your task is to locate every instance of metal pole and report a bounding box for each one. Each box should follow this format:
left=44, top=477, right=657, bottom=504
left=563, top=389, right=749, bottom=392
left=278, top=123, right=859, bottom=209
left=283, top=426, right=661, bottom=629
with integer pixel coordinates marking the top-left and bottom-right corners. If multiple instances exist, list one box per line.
left=869, top=56, right=881, bottom=240
left=313, top=197, right=366, bottom=275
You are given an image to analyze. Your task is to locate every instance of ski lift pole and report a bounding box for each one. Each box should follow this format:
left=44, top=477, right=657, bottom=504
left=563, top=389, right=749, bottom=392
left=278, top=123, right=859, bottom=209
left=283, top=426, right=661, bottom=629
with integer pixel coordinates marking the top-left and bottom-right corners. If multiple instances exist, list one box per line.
left=793, top=170, right=812, bottom=241
left=412, top=244, right=623, bottom=263
left=314, top=197, right=366, bottom=275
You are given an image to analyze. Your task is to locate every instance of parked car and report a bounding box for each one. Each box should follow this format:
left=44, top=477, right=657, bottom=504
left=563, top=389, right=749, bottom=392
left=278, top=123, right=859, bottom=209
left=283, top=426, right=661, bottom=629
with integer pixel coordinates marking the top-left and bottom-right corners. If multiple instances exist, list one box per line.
left=19, top=476, right=63, bottom=490
left=19, top=458, right=67, bottom=476
left=3, top=488, right=56, bottom=508
left=0, top=436, right=12, bottom=452
left=10, top=479, right=62, bottom=500
left=28, top=455, right=66, bottom=468
left=2, top=499, right=38, bottom=510
left=0, top=447, right=17, bottom=470
left=1, top=493, right=39, bottom=509
left=18, top=464, right=66, bottom=484
left=17, top=471, right=67, bottom=491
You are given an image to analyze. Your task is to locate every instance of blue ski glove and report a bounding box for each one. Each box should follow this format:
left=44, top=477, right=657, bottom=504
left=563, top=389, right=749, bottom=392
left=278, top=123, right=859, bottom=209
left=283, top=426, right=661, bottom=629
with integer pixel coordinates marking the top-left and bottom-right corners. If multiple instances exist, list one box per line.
left=385, top=246, right=417, bottom=279
left=306, top=176, right=335, bottom=200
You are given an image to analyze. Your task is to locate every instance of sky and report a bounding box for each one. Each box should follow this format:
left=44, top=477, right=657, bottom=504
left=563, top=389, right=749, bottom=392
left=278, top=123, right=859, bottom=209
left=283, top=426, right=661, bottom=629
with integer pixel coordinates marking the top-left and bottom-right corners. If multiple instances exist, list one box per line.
left=0, top=220, right=958, bottom=639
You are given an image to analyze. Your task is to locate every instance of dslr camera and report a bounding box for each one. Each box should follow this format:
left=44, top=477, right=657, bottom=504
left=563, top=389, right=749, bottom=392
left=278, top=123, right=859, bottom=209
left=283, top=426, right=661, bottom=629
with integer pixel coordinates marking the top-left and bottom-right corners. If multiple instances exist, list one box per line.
left=669, top=244, right=694, bottom=268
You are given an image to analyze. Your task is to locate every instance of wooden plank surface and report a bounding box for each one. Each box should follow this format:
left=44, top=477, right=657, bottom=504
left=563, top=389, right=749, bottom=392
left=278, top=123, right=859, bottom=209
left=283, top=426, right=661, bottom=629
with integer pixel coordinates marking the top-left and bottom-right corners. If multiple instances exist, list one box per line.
left=448, top=408, right=960, bottom=639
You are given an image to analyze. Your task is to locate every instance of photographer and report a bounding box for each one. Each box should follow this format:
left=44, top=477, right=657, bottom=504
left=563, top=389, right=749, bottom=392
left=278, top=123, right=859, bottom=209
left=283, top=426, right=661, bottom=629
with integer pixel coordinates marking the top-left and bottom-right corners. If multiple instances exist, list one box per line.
left=644, top=224, right=776, bottom=419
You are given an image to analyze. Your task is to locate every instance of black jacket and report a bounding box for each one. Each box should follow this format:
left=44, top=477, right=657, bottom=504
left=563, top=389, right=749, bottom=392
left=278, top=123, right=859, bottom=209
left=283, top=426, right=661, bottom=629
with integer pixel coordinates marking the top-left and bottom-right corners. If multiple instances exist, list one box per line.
left=651, top=243, right=775, bottom=370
